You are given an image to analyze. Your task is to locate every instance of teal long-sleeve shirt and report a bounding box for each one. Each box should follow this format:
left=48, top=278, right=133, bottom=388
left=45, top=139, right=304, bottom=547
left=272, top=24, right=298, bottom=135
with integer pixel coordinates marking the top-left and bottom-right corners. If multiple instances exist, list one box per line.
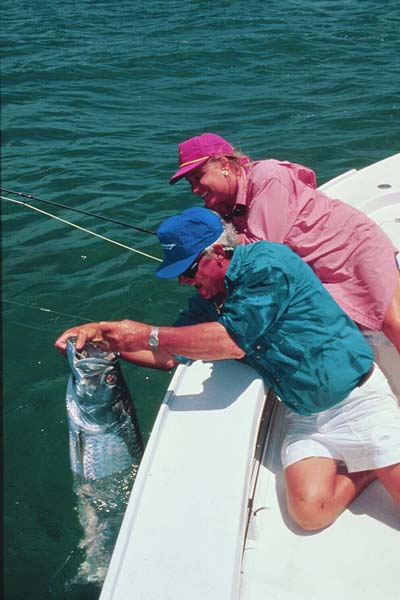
left=175, top=242, right=374, bottom=415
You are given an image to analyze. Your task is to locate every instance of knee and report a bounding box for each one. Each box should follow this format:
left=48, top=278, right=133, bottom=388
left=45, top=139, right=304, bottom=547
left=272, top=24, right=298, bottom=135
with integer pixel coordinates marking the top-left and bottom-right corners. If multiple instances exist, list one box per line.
left=287, top=490, right=337, bottom=531
left=375, top=464, right=400, bottom=504
left=382, top=319, right=400, bottom=353
left=382, top=311, right=400, bottom=333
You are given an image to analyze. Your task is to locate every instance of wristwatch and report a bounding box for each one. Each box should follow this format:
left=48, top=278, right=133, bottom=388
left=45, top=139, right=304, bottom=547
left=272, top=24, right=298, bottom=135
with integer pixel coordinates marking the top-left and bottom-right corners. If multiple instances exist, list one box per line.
left=148, top=326, right=160, bottom=351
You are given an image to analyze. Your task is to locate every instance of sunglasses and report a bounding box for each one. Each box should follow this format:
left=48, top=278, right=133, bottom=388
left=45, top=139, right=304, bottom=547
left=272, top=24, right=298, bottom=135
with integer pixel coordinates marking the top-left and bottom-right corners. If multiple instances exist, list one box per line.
left=181, top=247, right=234, bottom=279
left=182, top=253, right=204, bottom=279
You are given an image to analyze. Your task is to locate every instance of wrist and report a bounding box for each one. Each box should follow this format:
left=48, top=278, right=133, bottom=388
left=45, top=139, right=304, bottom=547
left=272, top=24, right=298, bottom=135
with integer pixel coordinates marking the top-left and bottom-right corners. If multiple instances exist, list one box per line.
left=148, top=325, right=160, bottom=351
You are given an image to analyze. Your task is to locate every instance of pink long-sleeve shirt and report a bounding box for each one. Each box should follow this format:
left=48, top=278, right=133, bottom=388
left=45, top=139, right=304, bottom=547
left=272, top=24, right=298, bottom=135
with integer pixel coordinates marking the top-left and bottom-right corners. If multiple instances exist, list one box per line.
left=231, top=159, right=398, bottom=330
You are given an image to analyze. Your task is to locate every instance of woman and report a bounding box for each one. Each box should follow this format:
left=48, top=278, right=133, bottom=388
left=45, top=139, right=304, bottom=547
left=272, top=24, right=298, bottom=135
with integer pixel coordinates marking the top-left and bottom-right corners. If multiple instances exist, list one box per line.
left=169, top=133, right=400, bottom=353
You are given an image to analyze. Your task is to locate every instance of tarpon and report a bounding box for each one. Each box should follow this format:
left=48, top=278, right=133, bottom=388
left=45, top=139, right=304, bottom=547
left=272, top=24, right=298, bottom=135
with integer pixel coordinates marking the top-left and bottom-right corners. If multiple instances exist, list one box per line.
left=65, top=336, right=144, bottom=587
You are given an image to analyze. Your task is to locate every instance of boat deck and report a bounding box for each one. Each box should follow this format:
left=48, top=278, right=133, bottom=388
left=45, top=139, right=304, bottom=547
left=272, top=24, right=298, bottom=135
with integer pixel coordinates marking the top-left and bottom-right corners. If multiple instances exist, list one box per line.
left=240, top=394, right=400, bottom=600
left=240, top=154, right=400, bottom=600
left=100, top=360, right=267, bottom=600
left=101, top=354, right=399, bottom=600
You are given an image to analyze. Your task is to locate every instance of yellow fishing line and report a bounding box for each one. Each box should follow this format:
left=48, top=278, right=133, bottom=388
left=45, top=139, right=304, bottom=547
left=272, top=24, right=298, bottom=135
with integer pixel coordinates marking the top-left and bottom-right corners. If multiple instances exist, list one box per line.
left=1, top=195, right=162, bottom=262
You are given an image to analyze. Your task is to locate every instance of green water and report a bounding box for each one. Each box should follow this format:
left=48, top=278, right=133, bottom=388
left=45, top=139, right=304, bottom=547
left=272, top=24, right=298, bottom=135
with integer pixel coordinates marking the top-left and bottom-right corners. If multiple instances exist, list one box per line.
left=2, top=1, right=399, bottom=598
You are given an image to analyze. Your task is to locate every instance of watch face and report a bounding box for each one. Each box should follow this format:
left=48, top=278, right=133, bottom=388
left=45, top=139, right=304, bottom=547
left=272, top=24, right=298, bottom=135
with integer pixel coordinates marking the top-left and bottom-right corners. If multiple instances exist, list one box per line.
left=149, top=328, right=159, bottom=350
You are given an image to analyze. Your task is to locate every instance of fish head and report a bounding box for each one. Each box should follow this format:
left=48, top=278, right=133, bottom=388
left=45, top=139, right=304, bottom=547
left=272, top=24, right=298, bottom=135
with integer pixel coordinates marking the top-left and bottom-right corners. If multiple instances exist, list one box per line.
left=66, top=337, right=122, bottom=412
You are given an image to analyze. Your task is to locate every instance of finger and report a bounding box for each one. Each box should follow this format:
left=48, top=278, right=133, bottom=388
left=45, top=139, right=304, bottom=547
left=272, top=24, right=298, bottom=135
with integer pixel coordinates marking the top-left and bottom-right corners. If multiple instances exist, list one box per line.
left=75, top=328, right=92, bottom=351
left=54, top=339, right=68, bottom=355
left=54, top=329, right=78, bottom=353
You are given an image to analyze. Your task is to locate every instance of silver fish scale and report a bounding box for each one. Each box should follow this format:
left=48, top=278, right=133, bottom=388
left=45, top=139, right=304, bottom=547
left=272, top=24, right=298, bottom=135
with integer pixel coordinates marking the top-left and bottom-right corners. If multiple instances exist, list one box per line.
left=68, top=420, right=140, bottom=480
left=65, top=338, right=143, bottom=482
left=61, top=338, right=144, bottom=587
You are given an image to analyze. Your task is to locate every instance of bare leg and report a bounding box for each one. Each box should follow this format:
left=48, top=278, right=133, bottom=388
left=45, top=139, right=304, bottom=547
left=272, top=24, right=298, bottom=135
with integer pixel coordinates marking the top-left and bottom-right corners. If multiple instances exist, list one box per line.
left=375, top=462, right=400, bottom=503
left=382, top=277, right=400, bottom=353
left=284, top=457, right=376, bottom=531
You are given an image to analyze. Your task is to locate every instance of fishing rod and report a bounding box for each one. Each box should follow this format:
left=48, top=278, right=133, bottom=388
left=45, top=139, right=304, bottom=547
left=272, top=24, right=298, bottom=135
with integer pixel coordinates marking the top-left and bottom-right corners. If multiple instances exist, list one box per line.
left=1, top=194, right=162, bottom=262
left=0, top=187, right=157, bottom=235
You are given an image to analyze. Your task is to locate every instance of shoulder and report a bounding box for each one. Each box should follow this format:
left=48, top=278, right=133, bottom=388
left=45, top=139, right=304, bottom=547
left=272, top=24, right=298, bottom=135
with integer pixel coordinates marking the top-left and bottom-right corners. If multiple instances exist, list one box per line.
left=247, top=159, right=283, bottom=182
left=228, top=242, right=300, bottom=283
left=232, top=241, right=300, bottom=266
left=247, top=159, right=317, bottom=190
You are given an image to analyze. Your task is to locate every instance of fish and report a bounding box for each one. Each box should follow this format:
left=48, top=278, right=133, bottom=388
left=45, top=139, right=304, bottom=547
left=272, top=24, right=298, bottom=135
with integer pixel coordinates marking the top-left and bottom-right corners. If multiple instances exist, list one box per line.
left=64, top=336, right=144, bottom=587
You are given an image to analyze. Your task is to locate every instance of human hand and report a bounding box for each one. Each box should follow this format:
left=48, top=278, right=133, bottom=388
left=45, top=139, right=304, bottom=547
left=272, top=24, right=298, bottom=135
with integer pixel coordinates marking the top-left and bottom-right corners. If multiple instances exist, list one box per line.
left=54, top=322, right=106, bottom=354
left=55, top=320, right=152, bottom=356
left=98, top=320, right=150, bottom=353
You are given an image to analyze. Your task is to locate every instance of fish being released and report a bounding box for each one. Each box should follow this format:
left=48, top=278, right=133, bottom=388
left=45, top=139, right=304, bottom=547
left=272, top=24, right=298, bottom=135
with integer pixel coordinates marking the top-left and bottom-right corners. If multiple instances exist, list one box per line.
left=65, top=336, right=144, bottom=587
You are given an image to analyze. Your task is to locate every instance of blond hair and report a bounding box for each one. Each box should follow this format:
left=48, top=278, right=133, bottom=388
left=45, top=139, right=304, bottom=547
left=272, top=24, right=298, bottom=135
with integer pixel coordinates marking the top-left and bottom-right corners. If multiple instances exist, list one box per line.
left=207, top=151, right=249, bottom=176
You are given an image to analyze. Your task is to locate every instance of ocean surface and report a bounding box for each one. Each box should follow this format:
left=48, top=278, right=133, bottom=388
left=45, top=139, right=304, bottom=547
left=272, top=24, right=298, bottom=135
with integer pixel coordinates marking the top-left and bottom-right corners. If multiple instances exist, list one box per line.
left=2, top=1, right=399, bottom=598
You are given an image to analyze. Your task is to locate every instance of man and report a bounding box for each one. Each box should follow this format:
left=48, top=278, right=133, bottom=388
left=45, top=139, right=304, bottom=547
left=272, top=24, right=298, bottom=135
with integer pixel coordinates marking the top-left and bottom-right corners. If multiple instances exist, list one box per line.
left=55, top=207, right=400, bottom=530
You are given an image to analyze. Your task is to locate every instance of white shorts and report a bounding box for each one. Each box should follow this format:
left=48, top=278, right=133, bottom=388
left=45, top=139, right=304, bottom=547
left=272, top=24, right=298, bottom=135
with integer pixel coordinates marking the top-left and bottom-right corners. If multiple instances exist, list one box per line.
left=281, top=364, right=400, bottom=473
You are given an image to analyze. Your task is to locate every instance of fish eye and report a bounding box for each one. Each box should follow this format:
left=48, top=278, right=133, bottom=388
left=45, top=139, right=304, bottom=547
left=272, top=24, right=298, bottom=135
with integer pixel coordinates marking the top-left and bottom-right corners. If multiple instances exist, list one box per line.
left=105, top=373, right=117, bottom=385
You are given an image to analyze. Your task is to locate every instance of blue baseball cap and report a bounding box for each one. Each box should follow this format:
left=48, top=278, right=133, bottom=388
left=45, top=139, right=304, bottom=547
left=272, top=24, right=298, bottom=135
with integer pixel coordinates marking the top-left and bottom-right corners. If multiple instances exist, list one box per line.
left=156, top=207, right=224, bottom=278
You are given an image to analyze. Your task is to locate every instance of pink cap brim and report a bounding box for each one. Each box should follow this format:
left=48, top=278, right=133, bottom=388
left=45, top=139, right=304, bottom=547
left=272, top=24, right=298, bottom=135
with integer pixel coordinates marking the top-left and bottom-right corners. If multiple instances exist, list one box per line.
left=169, top=156, right=210, bottom=185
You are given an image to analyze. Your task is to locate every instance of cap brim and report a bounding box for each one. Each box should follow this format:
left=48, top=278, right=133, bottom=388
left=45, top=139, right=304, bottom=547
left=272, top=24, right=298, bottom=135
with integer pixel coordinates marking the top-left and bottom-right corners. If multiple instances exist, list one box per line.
left=155, top=252, right=198, bottom=279
left=169, top=157, right=209, bottom=185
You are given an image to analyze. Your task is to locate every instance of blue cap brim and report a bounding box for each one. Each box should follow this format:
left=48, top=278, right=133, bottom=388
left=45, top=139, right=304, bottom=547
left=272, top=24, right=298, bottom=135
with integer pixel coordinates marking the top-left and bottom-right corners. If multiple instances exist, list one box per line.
left=155, top=252, right=198, bottom=279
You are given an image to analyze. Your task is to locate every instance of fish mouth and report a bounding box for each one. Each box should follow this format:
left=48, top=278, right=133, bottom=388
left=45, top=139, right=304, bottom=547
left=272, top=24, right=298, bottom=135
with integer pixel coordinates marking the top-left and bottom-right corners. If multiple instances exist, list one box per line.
left=67, top=337, right=116, bottom=362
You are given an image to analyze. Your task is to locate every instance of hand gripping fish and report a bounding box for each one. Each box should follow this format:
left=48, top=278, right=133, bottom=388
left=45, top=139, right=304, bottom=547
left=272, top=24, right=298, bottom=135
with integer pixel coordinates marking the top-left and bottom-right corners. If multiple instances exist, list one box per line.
left=65, top=336, right=144, bottom=587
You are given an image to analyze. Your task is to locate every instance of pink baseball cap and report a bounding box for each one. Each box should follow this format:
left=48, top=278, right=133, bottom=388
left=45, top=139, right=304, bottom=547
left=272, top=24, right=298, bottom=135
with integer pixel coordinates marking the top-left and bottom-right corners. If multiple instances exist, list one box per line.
left=169, top=133, right=234, bottom=184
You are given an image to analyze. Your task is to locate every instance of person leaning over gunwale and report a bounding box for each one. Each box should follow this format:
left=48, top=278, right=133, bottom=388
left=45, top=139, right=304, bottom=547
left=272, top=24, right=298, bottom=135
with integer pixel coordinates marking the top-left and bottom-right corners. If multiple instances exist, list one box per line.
left=169, top=133, right=400, bottom=353
left=55, top=207, right=400, bottom=531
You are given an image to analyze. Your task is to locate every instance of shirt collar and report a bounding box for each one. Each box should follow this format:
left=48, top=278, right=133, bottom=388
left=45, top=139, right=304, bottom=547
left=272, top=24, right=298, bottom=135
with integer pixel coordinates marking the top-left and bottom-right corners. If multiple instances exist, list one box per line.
left=223, top=168, right=249, bottom=221
left=234, top=168, right=249, bottom=207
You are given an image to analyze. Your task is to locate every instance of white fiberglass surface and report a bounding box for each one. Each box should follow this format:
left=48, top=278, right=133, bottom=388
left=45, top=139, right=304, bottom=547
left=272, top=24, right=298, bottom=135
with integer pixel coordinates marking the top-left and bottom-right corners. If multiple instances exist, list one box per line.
left=239, top=397, right=399, bottom=600
left=101, top=360, right=266, bottom=600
